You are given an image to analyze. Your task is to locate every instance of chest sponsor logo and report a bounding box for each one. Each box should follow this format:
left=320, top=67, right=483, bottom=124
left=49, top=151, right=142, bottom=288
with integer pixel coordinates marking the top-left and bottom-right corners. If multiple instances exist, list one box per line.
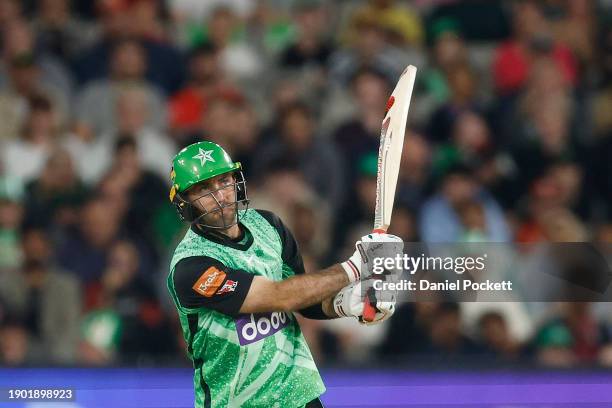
left=235, top=312, right=290, bottom=346
left=192, top=267, right=226, bottom=297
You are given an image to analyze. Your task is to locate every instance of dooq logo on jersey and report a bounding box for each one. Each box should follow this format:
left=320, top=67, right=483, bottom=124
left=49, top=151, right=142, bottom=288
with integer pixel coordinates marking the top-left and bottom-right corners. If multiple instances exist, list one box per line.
left=235, top=312, right=290, bottom=346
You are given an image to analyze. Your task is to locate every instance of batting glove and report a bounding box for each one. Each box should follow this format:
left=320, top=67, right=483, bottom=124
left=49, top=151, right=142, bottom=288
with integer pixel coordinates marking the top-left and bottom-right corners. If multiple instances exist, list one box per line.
left=341, top=232, right=404, bottom=282
left=333, top=280, right=396, bottom=325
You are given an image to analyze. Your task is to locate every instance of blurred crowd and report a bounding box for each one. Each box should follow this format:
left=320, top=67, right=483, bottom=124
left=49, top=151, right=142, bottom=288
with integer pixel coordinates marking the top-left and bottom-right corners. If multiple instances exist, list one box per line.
left=1, top=0, right=612, bottom=368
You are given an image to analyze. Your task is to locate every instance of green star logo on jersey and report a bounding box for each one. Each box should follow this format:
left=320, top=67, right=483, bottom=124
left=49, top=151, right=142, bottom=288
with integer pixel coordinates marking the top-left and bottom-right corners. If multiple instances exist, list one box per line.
left=192, top=148, right=216, bottom=166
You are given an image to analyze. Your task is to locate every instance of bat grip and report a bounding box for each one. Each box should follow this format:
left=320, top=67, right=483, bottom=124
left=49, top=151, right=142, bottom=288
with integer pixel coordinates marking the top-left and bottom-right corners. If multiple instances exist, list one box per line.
left=362, top=293, right=377, bottom=322
left=362, top=227, right=388, bottom=322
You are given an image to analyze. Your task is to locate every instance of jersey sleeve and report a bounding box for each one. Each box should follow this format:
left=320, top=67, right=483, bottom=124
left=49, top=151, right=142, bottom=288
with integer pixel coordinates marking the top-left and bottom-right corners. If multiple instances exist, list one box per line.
left=172, top=256, right=254, bottom=317
left=255, top=209, right=305, bottom=275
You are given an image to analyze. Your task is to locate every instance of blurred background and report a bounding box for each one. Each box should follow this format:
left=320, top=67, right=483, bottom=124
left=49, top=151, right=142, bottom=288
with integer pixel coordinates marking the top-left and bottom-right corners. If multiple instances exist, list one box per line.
left=1, top=0, right=612, bottom=376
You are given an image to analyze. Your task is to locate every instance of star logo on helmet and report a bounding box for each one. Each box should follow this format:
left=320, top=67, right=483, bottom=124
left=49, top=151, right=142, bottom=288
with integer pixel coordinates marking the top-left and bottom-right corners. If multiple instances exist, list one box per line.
left=192, top=148, right=215, bottom=166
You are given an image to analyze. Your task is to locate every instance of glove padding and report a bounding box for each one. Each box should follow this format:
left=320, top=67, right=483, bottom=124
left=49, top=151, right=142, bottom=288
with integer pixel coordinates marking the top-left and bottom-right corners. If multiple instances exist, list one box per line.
left=333, top=280, right=396, bottom=325
left=341, top=232, right=404, bottom=282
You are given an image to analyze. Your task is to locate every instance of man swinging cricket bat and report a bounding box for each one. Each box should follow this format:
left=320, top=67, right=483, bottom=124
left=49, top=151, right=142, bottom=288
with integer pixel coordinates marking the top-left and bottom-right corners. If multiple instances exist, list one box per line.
left=165, top=65, right=414, bottom=407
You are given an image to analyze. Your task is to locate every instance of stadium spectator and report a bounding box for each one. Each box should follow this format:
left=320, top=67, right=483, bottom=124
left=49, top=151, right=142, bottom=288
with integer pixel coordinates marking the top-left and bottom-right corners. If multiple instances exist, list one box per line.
left=194, top=95, right=260, bottom=175
left=425, top=0, right=510, bottom=42
left=333, top=153, right=378, bottom=254
left=396, top=131, right=432, bottom=211
left=425, top=302, right=485, bottom=357
left=74, top=38, right=167, bottom=136
left=549, top=0, right=597, bottom=71
left=432, top=111, right=492, bottom=178
left=419, top=164, right=510, bottom=243
left=477, top=311, right=521, bottom=359
left=249, top=159, right=332, bottom=263
left=456, top=200, right=489, bottom=242
left=56, top=196, right=123, bottom=283
left=379, top=301, right=440, bottom=359
left=72, top=0, right=184, bottom=94
left=103, top=85, right=176, bottom=180
left=0, top=318, right=32, bottom=366
left=590, top=130, right=612, bottom=220
left=2, top=96, right=60, bottom=184
left=534, top=303, right=612, bottom=367
left=78, top=308, right=122, bottom=365
left=169, top=43, right=241, bottom=136
left=0, top=19, right=73, bottom=115
left=492, top=0, right=577, bottom=95
left=508, top=59, right=586, bottom=201
left=280, top=0, right=333, bottom=71
left=126, top=0, right=171, bottom=43
left=0, top=177, right=24, bottom=271
left=84, top=240, right=176, bottom=363
left=592, top=25, right=612, bottom=138
left=426, top=63, right=482, bottom=143
left=0, top=0, right=21, bottom=25
left=254, top=101, right=345, bottom=212
left=421, top=18, right=469, bottom=108
left=328, top=7, right=408, bottom=86
left=33, top=0, right=99, bottom=61
left=22, top=147, right=89, bottom=230
left=199, top=6, right=265, bottom=82
left=386, top=205, right=418, bottom=242
left=278, top=0, right=333, bottom=104
left=0, top=227, right=81, bottom=363
left=288, top=193, right=331, bottom=263
left=344, top=0, right=424, bottom=47
left=96, top=136, right=167, bottom=255
left=168, top=0, right=255, bottom=24
left=333, top=67, right=390, bottom=184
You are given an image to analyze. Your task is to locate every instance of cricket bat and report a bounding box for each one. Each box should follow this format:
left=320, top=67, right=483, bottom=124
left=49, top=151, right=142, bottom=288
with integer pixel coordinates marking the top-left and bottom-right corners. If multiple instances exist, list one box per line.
left=363, top=65, right=417, bottom=322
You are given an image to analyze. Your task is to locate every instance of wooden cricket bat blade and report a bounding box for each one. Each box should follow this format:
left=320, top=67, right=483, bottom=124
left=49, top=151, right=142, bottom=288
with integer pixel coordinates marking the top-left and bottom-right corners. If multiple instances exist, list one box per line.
left=364, top=65, right=417, bottom=322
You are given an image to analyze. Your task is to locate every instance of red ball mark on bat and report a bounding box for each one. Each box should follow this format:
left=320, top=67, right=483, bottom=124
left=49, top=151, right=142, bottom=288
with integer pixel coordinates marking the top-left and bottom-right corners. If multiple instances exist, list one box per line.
left=385, top=96, right=395, bottom=114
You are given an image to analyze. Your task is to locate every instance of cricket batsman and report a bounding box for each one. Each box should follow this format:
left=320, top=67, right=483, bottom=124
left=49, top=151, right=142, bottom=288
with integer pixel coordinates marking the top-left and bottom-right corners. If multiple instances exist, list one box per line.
left=167, top=141, right=403, bottom=407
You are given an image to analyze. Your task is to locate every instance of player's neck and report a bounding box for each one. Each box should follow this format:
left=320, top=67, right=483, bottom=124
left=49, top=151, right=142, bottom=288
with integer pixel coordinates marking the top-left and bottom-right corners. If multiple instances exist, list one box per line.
left=195, top=222, right=242, bottom=241
left=220, top=224, right=241, bottom=240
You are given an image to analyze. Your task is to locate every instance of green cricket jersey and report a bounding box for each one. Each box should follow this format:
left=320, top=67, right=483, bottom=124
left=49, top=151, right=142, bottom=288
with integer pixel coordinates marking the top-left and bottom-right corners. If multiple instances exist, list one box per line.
left=167, top=209, right=326, bottom=408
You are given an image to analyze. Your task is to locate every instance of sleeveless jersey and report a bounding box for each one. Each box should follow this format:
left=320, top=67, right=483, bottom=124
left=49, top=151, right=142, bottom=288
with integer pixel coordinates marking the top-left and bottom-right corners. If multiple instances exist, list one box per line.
left=167, top=209, right=325, bottom=407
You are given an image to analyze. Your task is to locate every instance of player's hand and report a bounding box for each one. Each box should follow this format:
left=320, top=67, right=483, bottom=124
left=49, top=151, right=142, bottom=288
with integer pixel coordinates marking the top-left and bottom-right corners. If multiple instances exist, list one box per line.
left=333, top=280, right=396, bottom=325
left=341, top=232, right=404, bottom=282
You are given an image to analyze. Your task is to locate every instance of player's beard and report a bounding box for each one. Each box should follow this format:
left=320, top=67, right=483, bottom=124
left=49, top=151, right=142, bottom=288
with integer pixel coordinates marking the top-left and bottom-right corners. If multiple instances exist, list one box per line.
left=206, top=203, right=237, bottom=228
left=196, top=197, right=238, bottom=229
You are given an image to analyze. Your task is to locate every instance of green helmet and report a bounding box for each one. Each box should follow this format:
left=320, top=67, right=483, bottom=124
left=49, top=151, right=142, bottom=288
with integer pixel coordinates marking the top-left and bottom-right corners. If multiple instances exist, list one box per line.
left=169, top=141, right=248, bottom=225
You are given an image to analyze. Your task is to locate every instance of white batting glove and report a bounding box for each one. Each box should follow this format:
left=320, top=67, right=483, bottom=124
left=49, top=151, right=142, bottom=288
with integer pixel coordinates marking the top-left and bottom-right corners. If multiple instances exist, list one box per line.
left=333, top=280, right=396, bottom=325
left=341, top=232, right=404, bottom=282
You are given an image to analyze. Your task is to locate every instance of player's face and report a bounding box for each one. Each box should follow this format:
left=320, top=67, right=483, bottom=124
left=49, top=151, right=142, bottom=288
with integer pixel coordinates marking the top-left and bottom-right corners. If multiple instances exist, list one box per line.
left=187, top=172, right=237, bottom=228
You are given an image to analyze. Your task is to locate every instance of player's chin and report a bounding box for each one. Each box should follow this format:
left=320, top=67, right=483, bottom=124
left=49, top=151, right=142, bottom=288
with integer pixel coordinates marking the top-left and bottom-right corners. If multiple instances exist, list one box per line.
left=205, top=206, right=237, bottom=227
left=222, top=208, right=238, bottom=225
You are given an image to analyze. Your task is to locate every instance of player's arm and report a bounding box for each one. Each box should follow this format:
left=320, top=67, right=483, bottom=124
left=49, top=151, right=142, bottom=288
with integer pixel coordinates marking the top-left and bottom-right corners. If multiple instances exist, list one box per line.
left=241, top=266, right=347, bottom=315
left=172, top=230, right=401, bottom=318
left=172, top=256, right=348, bottom=317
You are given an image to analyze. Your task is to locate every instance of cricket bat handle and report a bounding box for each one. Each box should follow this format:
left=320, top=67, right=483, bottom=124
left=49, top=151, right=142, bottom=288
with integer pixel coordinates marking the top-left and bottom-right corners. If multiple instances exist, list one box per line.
left=362, top=227, right=388, bottom=322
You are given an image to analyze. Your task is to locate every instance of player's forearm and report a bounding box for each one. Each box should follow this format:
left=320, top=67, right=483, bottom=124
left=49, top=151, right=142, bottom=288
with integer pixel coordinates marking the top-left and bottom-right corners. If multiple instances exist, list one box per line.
left=321, top=297, right=338, bottom=318
left=240, top=264, right=349, bottom=314
left=275, top=264, right=348, bottom=312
